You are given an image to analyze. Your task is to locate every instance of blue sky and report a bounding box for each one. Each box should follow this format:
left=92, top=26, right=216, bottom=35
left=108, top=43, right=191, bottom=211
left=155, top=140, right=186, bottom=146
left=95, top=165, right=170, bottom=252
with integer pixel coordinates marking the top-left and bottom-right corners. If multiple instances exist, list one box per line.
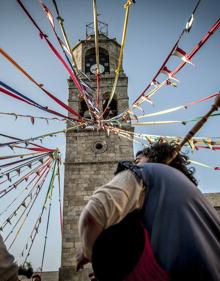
left=0, top=0, right=219, bottom=271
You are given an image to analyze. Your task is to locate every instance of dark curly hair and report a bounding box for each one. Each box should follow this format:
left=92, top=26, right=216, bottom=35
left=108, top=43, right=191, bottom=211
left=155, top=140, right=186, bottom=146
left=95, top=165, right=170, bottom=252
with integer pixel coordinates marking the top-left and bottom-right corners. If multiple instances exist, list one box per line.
left=138, top=140, right=198, bottom=186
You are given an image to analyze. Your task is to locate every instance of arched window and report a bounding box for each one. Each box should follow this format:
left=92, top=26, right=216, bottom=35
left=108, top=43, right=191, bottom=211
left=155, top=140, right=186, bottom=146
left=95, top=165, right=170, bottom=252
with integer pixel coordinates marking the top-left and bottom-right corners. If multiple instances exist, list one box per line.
left=79, top=99, right=90, bottom=118
left=85, top=47, right=110, bottom=74
left=102, top=92, right=117, bottom=119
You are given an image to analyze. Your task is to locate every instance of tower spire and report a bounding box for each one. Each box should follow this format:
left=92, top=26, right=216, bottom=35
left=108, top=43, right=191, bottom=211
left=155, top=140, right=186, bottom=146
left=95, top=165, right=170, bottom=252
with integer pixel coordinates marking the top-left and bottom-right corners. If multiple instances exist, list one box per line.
left=86, top=19, right=108, bottom=37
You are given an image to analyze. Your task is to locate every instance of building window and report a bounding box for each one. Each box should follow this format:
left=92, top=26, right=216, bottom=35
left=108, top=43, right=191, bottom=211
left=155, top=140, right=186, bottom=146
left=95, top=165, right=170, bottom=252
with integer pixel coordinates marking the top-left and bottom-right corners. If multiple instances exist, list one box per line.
left=92, top=141, right=108, bottom=154
left=102, top=92, right=117, bottom=119
left=79, top=99, right=90, bottom=118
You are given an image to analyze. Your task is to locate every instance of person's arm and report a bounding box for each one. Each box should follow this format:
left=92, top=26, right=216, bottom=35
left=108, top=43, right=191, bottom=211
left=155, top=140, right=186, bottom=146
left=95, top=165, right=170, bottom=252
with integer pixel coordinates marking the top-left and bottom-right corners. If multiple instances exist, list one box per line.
left=76, top=170, right=144, bottom=271
left=76, top=209, right=103, bottom=271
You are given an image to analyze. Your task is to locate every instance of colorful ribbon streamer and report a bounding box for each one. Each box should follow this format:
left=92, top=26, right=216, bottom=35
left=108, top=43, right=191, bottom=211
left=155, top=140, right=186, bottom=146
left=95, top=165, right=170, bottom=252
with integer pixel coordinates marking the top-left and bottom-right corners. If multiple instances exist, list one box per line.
left=0, top=111, right=64, bottom=124
left=190, top=159, right=220, bottom=171
left=136, top=92, right=218, bottom=119
left=120, top=16, right=219, bottom=120
left=51, top=0, right=79, bottom=71
left=0, top=49, right=80, bottom=120
left=101, top=0, right=134, bottom=118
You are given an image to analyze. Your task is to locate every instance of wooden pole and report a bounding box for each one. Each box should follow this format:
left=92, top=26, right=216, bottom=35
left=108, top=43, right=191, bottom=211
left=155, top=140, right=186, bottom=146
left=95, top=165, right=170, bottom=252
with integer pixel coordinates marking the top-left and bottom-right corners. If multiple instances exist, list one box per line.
left=167, top=93, right=220, bottom=164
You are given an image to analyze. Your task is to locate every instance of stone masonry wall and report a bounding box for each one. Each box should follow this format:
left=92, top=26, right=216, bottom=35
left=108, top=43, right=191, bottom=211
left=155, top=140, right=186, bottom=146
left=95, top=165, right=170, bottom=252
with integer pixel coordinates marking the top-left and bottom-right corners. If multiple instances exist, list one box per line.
left=205, top=193, right=220, bottom=216
left=59, top=129, right=134, bottom=281
left=60, top=35, right=132, bottom=280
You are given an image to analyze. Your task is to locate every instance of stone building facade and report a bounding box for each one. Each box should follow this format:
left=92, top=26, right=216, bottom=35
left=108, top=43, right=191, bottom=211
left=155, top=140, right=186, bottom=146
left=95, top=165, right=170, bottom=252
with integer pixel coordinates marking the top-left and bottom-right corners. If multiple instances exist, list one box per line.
left=205, top=193, right=220, bottom=216
left=58, top=27, right=220, bottom=281
left=59, top=32, right=134, bottom=281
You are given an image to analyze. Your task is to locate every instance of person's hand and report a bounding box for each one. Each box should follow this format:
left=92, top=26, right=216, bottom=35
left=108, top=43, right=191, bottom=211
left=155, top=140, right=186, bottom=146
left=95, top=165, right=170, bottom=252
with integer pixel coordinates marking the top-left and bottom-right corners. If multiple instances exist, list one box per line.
left=18, top=264, right=33, bottom=278
left=88, top=272, right=97, bottom=280
left=76, top=247, right=89, bottom=272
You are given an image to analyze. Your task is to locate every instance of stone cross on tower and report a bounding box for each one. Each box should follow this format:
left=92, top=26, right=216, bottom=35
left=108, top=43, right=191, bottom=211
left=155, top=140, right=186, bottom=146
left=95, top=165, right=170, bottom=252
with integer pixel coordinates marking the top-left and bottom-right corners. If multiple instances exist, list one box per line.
left=59, top=28, right=134, bottom=281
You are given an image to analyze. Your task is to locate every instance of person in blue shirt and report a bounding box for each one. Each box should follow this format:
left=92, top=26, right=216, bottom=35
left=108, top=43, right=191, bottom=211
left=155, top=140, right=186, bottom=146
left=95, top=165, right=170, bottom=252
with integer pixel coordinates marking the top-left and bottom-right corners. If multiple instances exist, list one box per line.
left=77, top=141, right=220, bottom=281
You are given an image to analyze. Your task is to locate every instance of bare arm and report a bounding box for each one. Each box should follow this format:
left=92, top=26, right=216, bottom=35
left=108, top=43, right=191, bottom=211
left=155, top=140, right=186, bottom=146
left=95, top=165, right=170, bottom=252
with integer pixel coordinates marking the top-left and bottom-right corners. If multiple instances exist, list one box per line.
left=76, top=209, right=103, bottom=271
left=76, top=170, right=144, bottom=271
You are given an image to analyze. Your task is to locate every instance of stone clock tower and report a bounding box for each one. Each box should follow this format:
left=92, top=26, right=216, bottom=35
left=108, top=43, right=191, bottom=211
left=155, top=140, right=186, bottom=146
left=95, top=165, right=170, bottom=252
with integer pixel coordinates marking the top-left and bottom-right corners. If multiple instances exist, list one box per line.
left=59, top=23, right=134, bottom=281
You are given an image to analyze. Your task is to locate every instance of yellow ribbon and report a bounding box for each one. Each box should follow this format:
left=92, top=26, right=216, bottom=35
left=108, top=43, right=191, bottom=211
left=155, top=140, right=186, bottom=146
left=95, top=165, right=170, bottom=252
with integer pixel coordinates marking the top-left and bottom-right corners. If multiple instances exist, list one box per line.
left=93, top=0, right=100, bottom=74
left=189, top=160, right=213, bottom=169
left=101, top=0, right=134, bottom=117
left=137, top=105, right=184, bottom=119
left=56, top=17, right=78, bottom=71
left=188, top=139, right=195, bottom=151
left=132, top=120, right=182, bottom=126
left=0, top=48, right=41, bottom=88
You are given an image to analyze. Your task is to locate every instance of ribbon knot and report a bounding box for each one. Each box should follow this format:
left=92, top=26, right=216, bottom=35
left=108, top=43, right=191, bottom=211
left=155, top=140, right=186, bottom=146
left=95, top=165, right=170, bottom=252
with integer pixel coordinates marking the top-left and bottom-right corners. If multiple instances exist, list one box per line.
left=39, top=32, right=48, bottom=39
left=124, top=0, right=135, bottom=8
left=57, top=16, right=64, bottom=23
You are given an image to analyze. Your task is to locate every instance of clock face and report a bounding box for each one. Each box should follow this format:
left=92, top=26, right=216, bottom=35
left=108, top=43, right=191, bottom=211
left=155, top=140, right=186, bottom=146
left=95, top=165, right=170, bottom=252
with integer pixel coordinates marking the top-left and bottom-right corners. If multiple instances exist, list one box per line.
left=90, top=64, right=105, bottom=74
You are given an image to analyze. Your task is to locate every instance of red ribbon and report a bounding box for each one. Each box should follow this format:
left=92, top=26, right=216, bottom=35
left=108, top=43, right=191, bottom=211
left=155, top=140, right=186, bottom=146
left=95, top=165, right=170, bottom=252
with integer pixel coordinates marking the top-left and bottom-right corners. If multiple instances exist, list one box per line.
left=17, top=0, right=84, bottom=98
left=0, top=86, right=77, bottom=121
left=172, top=18, right=220, bottom=75
left=132, top=18, right=220, bottom=106
left=195, top=146, right=220, bottom=150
